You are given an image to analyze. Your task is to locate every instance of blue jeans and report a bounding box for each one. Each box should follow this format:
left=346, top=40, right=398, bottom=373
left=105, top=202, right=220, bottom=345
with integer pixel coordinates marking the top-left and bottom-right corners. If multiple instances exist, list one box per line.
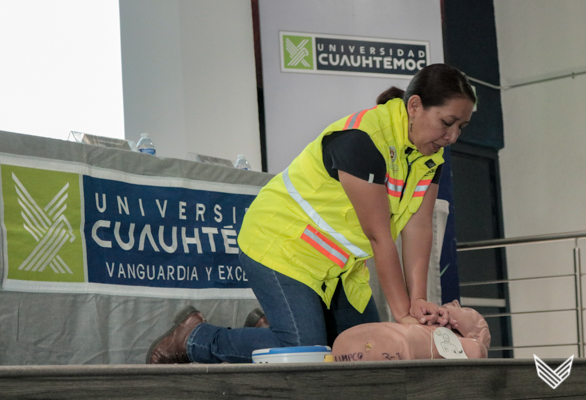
left=186, top=251, right=380, bottom=363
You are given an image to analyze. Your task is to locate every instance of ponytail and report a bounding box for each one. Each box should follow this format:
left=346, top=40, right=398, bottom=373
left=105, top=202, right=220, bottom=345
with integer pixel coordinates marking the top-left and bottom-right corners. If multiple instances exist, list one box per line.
left=376, top=87, right=405, bottom=105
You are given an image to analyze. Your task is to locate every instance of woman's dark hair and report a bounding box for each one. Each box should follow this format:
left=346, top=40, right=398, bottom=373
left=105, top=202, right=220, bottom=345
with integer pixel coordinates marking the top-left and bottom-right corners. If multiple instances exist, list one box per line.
left=376, top=63, right=476, bottom=108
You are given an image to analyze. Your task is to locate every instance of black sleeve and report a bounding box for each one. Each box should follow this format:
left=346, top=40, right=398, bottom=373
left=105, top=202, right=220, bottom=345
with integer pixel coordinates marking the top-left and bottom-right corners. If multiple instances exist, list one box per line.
left=322, top=129, right=386, bottom=184
left=431, top=163, right=443, bottom=184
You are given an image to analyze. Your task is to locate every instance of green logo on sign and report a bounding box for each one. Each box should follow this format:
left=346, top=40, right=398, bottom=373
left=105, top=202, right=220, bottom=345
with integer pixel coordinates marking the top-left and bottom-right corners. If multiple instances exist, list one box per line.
left=283, top=35, right=313, bottom=70
left=1, top=165, right=85, bottom=283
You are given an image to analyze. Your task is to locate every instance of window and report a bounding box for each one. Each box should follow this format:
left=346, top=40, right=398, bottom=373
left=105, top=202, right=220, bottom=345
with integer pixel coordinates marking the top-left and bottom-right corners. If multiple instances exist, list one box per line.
left=0, top=0, right=124, bottom=140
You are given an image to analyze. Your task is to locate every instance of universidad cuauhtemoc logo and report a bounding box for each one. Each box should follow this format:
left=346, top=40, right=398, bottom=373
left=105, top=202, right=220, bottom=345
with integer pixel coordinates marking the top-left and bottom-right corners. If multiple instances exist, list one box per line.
left=2, top=165, right=85, bottom=283
left=282, top=34, right=314, bottom=70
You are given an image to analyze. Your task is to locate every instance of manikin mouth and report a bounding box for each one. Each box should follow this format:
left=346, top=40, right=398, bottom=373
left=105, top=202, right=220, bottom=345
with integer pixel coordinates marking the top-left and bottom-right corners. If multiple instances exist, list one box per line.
left=432, top=142, right=442, bottom=152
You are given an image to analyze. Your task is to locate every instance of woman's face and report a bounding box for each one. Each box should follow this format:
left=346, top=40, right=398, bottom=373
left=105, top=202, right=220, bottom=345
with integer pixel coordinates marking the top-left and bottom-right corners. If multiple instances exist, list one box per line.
left=407, top=95, right=474, bottom=156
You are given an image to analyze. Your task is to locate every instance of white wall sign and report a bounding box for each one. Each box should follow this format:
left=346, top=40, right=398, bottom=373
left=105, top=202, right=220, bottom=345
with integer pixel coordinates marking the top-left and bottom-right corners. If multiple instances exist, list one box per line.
left=280, top=31, right=429, bottom=79
left=260, top=0, right=443, bottom=174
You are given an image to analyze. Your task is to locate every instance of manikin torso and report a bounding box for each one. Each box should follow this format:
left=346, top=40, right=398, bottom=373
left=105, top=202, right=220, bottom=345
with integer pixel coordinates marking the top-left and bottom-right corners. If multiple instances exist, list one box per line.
left=332, top=300, right=490, bottom=362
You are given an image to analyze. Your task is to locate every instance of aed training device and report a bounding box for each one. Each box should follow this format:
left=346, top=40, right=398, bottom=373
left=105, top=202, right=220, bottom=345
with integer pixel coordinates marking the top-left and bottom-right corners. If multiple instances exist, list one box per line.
left=252, top=346, right=333, bottom=364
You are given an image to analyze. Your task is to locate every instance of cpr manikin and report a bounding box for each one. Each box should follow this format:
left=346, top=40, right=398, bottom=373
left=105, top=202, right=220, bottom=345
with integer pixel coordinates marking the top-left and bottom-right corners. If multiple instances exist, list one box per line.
left=331, top=300, right=491, bottom=361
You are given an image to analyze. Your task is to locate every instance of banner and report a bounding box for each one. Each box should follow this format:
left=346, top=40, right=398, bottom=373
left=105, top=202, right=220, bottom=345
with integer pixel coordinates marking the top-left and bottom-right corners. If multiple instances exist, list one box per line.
left=280, top=31, right=429, bottom=79
left=0, top=157, right=260, bottom=299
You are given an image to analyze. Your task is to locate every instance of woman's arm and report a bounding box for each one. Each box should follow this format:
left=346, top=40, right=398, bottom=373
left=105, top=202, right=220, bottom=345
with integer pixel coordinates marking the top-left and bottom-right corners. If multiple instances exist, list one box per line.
left=401, top=182, right=441, bottom=324
left=338, top=171, right=413, bottom=323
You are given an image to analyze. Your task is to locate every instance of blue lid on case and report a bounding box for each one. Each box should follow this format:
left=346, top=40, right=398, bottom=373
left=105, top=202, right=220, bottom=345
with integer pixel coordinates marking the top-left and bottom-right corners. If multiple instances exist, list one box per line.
left=252, top=345, right=331, bottom=356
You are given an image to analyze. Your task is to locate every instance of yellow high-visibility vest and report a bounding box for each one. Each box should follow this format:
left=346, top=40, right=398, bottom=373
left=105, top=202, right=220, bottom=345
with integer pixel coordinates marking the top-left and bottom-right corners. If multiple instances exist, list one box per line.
left=238, top=98, right=444, bottom=312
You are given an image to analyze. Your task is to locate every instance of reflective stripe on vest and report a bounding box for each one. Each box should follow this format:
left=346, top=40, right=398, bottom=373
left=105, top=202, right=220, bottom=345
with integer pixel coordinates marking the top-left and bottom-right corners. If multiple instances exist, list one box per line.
left=386, top=174, right=404, bottom=198
left=282, top=168, right=369, bottom=258
left=342, top=107, right=376, bottom=130
left=301, top=225, right=349, bottom=268
left=413, top=179, right=432, bottom=197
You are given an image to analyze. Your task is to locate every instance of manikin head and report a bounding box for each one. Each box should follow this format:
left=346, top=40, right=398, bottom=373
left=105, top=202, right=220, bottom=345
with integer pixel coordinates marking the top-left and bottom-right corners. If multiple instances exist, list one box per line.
left=441, top=299, right=491, bottom=349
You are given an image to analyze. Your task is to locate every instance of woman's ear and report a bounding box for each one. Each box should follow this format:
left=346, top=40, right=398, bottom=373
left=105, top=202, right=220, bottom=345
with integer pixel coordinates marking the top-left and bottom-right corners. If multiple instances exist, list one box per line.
left=407, top=95, right=422, bottom=116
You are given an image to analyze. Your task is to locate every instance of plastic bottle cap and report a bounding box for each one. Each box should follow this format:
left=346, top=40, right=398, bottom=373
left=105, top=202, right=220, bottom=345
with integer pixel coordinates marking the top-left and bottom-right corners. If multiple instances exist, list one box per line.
left=237, top=154, right=245, bottom=158
left=141, top=133, right=149, bottom=138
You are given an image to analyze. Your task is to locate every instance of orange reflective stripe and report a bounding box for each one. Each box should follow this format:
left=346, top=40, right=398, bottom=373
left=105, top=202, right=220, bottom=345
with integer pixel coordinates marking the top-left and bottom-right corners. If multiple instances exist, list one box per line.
left=413, top=179, right=432, bottom=197
left=343, top=112, right=357, bottom=130
left=342, top=107, right=376, bottom=130
left=386, top=173, right=404, bottom=198
left=301, top=225, right=349, bottom=268
left=351, top=109, right=369, bottom=129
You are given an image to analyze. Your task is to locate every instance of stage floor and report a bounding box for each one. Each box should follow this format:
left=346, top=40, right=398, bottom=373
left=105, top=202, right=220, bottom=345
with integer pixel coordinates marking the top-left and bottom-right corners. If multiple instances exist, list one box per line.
left=1, top=358, right=585, bottom=399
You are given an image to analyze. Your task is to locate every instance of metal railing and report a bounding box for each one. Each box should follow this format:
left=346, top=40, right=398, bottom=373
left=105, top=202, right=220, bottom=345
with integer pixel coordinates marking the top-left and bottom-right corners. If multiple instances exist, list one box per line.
left=457, top=230, right=586, bottom=357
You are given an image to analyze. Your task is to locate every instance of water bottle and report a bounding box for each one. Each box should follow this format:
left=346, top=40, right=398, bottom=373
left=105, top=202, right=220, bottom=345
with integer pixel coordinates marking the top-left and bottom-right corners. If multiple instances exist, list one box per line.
left=137, top=133, right=156, bottom=155
left=234, top=154, right=251, bottom=170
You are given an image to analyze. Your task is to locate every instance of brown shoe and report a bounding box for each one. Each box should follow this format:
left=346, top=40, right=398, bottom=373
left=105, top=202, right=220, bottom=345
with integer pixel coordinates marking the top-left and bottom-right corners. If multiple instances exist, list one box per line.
left=146, top=306, right=206, bottom=364
left=243, top=308, right=270, bottom=328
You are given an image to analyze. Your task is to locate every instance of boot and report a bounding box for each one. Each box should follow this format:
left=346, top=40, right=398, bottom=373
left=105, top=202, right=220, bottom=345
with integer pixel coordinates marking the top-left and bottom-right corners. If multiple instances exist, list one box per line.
left=244, top=308, right=270, bottom=328
left=146, top=306, right=206, bottom=364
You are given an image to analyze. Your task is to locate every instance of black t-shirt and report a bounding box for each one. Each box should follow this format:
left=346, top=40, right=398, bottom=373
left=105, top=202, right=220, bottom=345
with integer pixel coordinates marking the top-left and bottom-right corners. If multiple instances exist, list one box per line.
left=322, top=129, right=442, bottom=185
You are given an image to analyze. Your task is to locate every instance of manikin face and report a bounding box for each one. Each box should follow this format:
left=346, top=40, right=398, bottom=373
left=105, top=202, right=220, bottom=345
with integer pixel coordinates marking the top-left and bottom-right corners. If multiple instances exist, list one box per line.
left=407, top=95, right=474, bottom=156
left=443, top=300, right=477, bottom=331
left=441, top=300, right=491, bottom=348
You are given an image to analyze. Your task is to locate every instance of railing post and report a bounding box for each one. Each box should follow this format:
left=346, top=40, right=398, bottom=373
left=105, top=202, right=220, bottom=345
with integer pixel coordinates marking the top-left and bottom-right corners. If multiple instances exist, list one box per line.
left=574, top=238, right=584, bottom=357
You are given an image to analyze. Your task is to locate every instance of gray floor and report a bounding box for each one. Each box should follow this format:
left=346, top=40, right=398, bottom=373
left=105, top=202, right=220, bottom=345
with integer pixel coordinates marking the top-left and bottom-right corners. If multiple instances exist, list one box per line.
left=1, top=358, right=585, bottom=399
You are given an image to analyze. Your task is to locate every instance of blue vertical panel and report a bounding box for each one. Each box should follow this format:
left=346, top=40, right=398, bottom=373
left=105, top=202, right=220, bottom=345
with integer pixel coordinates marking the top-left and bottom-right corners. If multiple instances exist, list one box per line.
left=437, top=148, right=460, bottom=303
left=442, top=0, right=503, bottom=151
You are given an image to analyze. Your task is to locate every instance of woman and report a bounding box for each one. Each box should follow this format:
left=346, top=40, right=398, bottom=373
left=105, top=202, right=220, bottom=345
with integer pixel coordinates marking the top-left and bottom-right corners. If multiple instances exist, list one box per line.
left=147, top=63, right=476, bottom=364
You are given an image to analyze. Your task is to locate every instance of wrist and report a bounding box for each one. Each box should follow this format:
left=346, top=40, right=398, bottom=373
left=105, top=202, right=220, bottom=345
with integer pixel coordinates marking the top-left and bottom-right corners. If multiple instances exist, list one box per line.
left=393, top=310, right=411, bottom=322
left=400, top=315, right=419, bottom=325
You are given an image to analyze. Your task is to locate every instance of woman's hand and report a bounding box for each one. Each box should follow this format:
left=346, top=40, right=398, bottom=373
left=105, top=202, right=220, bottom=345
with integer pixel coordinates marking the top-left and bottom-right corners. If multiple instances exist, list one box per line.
left=437, top=307, right=450, bottom=327
left=445, top=309, right=459, bottom=331
left=410, top=298, right=440, bottom=325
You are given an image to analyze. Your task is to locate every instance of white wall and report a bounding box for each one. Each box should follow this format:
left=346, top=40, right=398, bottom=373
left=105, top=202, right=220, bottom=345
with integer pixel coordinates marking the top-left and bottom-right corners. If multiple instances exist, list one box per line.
left=119, top=0, right=261, bottom=169
left=495, top=0, right=586, bottom=358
